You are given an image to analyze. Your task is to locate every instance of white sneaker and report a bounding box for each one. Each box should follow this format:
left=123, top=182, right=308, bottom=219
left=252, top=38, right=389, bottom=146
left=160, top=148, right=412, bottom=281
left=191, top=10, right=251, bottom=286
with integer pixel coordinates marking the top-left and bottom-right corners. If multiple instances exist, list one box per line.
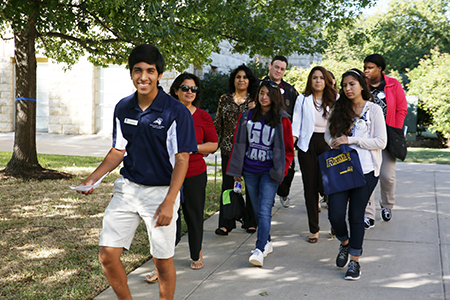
left=263, top=241, right=273, bottom=257
left=249, top=249, right=264, bottom=267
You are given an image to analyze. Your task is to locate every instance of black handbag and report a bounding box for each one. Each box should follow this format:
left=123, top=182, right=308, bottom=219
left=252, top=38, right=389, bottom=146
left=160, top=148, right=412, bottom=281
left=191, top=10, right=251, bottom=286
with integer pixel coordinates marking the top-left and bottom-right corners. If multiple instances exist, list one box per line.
left=386, top=125, right=407, bottom=161
left=221, top=189, right=245, bottom=222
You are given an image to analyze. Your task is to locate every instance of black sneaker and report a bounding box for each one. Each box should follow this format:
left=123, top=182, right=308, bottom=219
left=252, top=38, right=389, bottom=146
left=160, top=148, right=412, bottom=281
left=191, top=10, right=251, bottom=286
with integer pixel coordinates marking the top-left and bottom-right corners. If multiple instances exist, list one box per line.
left=336, top=244, right=350, bottom=269
left=344, top=260, right=361, bottom=280
left=364, top=217, right=375, bottom=229
left=381, top=207, right=392, bottom=222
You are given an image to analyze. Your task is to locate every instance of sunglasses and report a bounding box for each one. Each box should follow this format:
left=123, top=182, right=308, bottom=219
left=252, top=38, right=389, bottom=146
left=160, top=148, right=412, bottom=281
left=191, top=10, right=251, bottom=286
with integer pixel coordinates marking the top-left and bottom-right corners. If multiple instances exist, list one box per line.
left=260, top=79, right=285, bottom=94
left=260, top=79, right=279, bottom=89
left=180, top=85, right=199, bottom=93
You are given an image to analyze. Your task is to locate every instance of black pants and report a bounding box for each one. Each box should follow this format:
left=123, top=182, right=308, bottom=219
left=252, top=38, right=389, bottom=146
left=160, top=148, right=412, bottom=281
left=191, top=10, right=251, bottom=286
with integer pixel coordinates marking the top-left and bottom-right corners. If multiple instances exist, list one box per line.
left=297, top=133, right=330, bottom=234
left=277, top=160, right=295, bottom=197
left=218, top=154, right=257, bottom=231
left=176, top=171, right=206, bottom=261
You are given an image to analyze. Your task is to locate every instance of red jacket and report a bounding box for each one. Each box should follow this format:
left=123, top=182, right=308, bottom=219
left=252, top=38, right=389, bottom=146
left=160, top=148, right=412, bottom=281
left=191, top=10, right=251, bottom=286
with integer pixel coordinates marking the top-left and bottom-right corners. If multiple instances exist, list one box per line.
left=383, top=74, right=408, bottom=129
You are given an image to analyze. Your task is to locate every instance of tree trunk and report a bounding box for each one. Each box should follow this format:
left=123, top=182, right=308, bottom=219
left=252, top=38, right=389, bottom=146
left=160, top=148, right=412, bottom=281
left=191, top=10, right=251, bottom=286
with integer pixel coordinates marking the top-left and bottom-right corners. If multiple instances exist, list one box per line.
left=5, top=21, right=43, bottom=174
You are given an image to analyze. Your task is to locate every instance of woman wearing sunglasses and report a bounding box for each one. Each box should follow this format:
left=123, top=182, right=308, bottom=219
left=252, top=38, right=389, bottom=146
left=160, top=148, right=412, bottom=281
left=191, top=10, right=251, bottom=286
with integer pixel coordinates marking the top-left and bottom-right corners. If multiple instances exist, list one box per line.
left=170, top=73, right=218, bottom=270
left=214, top=64, right=259, bottom=236
left=227, top=79, right=294, bottom=267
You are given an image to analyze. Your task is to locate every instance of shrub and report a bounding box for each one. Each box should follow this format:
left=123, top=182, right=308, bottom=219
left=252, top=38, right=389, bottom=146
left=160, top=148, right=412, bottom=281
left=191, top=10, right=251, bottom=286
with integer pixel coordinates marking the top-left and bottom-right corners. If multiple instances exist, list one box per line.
left=200, top=72, right=229, bottom=115
left=408, top=48, right=450, bottom=142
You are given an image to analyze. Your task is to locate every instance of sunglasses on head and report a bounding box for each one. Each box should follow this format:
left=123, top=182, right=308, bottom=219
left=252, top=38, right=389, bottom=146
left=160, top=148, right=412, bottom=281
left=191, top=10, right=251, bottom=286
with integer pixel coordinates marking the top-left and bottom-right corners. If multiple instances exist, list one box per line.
left=180, top=85, right=199, bottom=93
left=260, top=79, right=280, bottom=89
left=260, top=79, right=285, bottom=94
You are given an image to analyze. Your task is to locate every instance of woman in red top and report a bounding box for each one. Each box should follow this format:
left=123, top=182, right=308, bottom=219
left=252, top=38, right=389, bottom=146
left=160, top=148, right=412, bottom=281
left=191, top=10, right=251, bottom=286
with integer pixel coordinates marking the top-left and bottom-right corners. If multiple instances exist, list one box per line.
left=171, top=72, right=218, bottom=269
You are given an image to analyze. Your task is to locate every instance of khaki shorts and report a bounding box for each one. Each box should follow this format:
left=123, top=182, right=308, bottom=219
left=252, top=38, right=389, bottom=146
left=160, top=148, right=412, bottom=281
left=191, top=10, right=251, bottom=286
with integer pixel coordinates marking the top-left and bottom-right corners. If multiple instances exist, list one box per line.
left=99, top=177, right=179, bottom=259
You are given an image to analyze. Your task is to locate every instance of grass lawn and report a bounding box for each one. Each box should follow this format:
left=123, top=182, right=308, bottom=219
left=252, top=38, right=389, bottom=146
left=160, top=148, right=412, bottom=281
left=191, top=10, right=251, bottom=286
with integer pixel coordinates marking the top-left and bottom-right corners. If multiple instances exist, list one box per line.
left=403, top=147, right=450, bottom=164
left=0, top=152, right=221, bottom=300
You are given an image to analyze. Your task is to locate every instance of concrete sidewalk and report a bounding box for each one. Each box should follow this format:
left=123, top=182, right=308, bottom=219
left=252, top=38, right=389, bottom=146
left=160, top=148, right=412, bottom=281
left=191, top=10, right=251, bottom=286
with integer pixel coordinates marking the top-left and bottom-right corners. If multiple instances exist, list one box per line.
left=93, top=163, right=450, bottom=300
left=1, top=133, right=449, bottom=299
left=0, top=132, right=112, bottom=157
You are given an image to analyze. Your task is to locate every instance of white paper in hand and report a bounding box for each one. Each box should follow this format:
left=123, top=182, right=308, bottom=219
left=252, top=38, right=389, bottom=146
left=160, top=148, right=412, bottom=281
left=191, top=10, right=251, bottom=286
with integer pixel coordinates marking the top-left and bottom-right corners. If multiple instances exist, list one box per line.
left=70, top=172, right=109, bottom=191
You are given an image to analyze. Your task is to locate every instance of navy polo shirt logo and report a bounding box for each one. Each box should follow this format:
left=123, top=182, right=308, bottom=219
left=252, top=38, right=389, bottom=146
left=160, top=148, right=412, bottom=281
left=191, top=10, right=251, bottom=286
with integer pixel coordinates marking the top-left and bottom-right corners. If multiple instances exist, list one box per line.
left=150, top=117, right=164, bottom=129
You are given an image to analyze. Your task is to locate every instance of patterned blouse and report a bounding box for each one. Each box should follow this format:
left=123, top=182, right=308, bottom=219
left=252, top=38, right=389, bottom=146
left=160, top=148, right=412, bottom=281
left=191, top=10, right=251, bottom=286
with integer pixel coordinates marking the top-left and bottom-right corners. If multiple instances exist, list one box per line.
left=214, top=93, right=253, bottom=156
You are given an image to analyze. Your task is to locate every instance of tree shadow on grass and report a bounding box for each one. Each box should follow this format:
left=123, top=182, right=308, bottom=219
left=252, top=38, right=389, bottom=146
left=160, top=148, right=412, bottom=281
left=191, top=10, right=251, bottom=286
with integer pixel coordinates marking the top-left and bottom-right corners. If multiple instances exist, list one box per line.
left=0, top=168, right=73, bottom=181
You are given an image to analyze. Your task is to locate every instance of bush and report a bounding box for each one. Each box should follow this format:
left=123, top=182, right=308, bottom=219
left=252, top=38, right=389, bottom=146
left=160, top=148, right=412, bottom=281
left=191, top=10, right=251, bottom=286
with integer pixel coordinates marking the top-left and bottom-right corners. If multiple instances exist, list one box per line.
left=200, top=72, right=229, bottom=115
left=199, top=60, right=268, bottom=116
left=408, top=48, right=450, bottom=142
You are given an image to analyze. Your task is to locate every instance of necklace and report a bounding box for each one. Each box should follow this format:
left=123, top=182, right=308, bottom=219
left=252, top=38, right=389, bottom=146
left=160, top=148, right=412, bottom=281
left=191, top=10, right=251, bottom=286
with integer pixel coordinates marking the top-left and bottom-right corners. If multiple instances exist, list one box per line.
left=313, top=97, right=323, bottom=111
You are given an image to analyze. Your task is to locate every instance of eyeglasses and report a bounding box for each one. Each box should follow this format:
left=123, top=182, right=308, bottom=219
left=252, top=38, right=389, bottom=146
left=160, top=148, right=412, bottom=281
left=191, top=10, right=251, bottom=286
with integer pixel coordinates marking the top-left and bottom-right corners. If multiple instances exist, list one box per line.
left=180, top=85, right=199, bottom=93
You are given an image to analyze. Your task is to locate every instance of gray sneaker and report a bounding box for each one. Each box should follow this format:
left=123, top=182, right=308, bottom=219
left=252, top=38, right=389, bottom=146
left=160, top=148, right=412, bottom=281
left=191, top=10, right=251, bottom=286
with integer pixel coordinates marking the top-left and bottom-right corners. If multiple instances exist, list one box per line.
left=279, top=196, right=290, bottom=208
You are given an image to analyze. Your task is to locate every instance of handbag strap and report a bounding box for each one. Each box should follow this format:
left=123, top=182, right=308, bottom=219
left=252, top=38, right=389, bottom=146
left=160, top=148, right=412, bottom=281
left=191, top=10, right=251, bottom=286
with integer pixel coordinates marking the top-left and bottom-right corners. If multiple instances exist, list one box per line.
left=349, top=102, right=374, bottom=131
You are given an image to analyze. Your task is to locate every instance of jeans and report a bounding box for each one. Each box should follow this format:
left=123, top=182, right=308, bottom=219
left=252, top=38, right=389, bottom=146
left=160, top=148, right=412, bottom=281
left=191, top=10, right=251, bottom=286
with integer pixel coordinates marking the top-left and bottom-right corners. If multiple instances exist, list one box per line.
left=243, top=170, right=280, bottom=252
left=327, top=171, right=379, bottom=257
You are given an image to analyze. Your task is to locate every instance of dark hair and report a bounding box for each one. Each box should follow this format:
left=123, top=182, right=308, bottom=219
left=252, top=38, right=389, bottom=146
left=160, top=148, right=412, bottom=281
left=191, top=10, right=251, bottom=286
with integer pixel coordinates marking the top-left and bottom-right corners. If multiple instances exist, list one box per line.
left=327, top=70, right=337, bottom=90
left=364, top=54, right=386, bottom=72
left=270, top=55, right=288, bottom=65
left=128, top=44, right=165, bottom=75
left=252, top=80, right=284, bottom=128
left=169, top=72, right=201, bottom=107
left=303, top=66, right=337, bottom=118
left=228, top=64, right=258, bottom=99
left=328, top=68, right=374, bottom=137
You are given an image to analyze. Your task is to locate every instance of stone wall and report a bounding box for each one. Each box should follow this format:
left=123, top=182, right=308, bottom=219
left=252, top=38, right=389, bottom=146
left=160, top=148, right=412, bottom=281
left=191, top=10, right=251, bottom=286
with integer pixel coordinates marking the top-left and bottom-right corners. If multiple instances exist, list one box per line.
left=0, top=57, right=14, bottom=132
left=46, top=57, right=95, bottom=134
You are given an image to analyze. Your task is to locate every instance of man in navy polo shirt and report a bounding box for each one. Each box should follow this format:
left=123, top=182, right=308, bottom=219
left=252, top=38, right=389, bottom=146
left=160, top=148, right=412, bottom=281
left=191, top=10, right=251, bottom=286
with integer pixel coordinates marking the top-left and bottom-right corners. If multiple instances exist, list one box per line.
left=78, top=44, right=197, bottom=300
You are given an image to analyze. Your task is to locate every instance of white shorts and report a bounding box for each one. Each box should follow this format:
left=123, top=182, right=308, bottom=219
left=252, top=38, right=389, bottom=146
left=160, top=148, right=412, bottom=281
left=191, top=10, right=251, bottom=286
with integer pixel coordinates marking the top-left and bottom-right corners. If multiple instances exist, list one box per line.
left=99, top=177, right=180, bottom=259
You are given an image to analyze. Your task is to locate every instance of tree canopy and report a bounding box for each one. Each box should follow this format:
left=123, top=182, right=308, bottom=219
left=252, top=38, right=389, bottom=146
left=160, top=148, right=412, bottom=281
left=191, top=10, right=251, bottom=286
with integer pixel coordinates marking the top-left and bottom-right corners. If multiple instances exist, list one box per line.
left=324, top=0, right=450, bottom=74
left=1, top=0, right=375, bottom=71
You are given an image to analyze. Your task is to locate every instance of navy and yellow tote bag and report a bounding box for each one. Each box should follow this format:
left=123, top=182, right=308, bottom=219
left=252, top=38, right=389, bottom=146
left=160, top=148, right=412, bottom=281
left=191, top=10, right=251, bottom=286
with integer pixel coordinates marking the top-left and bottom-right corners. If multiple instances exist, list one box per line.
left=318, top=144, right=366, bottom=195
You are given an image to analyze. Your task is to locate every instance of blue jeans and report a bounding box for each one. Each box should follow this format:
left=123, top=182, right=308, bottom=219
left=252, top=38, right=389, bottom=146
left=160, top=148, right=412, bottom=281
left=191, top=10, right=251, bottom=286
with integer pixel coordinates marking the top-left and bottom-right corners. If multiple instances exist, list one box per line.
left=327, top=172, right=379, bottom=257
left=243, top=170, right=280, bottom=252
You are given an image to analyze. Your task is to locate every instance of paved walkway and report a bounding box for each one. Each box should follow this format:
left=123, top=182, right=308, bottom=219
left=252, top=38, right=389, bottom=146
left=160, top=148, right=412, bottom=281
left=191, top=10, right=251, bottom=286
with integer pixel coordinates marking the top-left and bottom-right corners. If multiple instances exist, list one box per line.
left=1, top=133, right=449, bottom=299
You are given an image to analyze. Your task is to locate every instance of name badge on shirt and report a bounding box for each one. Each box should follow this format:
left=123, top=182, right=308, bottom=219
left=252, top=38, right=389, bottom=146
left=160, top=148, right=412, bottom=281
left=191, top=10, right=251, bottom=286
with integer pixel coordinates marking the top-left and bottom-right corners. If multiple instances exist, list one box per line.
left=124, top=118, right=138, bottom=126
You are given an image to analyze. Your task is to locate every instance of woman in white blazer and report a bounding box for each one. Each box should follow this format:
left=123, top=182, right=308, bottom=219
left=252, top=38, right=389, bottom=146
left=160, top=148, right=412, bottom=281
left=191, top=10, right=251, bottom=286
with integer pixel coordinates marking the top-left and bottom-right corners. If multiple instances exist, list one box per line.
left=291, top=66, right=337, bottom=243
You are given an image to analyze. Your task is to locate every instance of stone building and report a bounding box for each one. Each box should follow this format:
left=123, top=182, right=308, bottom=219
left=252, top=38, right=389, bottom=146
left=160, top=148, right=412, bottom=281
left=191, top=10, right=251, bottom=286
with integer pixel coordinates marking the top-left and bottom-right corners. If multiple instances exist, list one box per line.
left=0, top=40, right=318, bottom=135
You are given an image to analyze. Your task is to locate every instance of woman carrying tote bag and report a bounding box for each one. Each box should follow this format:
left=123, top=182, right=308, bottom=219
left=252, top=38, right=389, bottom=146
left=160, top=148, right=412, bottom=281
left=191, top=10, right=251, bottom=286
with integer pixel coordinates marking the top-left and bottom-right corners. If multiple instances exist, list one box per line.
left=325, top=69, right=387, bottom=280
